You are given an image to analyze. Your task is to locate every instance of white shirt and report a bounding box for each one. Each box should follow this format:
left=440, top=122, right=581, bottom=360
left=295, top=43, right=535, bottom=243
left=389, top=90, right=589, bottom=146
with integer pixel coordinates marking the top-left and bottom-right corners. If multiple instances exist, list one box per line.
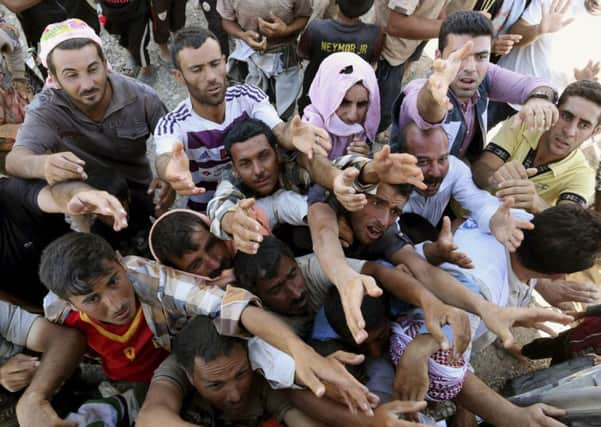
left=403, top=155, right=500, bottom=232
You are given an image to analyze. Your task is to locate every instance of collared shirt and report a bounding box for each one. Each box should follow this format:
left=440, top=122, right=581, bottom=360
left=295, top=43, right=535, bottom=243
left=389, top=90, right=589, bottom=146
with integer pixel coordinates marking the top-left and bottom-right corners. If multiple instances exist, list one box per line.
left=486, top=120, right=595, bottom=206
left=403, top=155, right=500, bottom=231
left=398, top=63, right=548, bottom=154
left=45, top=256, right=260, bottom=351
left=14, top=73, right=166, bottom=185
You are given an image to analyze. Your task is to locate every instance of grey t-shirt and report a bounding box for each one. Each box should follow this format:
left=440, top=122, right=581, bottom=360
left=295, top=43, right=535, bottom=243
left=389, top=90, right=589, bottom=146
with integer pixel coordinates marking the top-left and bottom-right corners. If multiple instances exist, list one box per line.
left=15, top=72, right=167, bottom=185
left=0, top=301, right=39, bottom=362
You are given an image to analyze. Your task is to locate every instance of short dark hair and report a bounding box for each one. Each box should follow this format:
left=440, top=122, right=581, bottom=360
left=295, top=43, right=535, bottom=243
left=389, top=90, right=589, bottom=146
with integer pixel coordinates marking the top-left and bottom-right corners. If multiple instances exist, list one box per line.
left=224, top=119, right=278, bottom=157
left=47, top=38, right=105, bottom=75
left=387, top=183, right=414, bottom=199
left=396, top=122, right=449, bottom=154
left=558, top=80, right=601, bottom=125
left=324, top=286, right=387, bottom=345
left=336, top=0, right=374, bottom=18
left=516, top=205, right=601, bottom=274
left=172, top=315, right=244, bottom=376
left=149, top=211, right=208, bottom=266
left=438, top=11, right=494, bottom=52
left=233, top=236, right=294, bottom=291
left=85, top=168, right=130, bottom=202
left=39, top=232, right=118, bottom=300
left=171, top=26, right=219, bottom=70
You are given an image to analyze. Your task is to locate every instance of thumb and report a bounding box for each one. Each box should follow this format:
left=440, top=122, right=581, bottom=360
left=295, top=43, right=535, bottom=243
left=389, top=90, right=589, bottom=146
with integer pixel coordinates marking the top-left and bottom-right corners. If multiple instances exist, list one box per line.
left=511, top=114, right=524, bottom=129
left=427, top=320, right=450, bottom=351
left=501, top=196, right=514, bottom=211
left=171, top=141, right=186, bottom=159
left=363, top=277, right=383, bottom=298
left=440, top=216, right=452, bottom=237
left=239, top=198, right=256, bottom=210
left=299, top=370, right=325, bottom=397
left=539, top=403, right=567, bottom=418
left=375, top=144, right=390, bottom=161
left=291, top=114, right=301, bottom=128
left=526, top=168, right=537, bottom=177
left=342, top=167, right=360, bottom=186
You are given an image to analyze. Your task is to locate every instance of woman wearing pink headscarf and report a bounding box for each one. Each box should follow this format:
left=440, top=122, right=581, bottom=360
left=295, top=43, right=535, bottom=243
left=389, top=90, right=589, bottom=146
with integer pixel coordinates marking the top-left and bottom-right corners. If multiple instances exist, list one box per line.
left=302, top=52, right=380, bottom=160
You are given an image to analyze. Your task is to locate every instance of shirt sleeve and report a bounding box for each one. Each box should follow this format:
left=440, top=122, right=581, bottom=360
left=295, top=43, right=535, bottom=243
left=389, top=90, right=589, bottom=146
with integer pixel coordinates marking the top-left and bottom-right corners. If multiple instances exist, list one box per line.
left=0, top=177, right=46, bottom=221
left=153, top=110, right=185, bottom=156
left=256, top=190, right=308, bottom=228
left=151, top=354, right=192, bottom=395
left=520, top=0, right=543, bottom=25
left=293, top=0, right=313, bottom=17
left=487, top=63, right=554, bottom=105
left=144, top=90, right=168, bottom=134
left=0, top=301, right=39, bottom=350
left=397, top=78, right=445, bottom=132
left=388, top=0, right=420, bottom=15
left=450, top=158, right=500, bottom=233
left=557, top=167, right=595, bottom=207
left=486, top=118, right=523, bottom=159
left=216, top=0, right=236, bottom=20
left=125, top=257, right=261, bottom=338
left=249, top=87, right=284, bottom=129
left=208, top=178, right=247, bottom=240
left=14, top=97, right=61, bottom=154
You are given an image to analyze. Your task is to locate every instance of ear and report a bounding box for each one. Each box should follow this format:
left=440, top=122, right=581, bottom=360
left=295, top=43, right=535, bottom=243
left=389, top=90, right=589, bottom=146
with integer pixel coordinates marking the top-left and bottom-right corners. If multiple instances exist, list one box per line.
left=173, top=68, right=185, bottom=86
left=594, top=123, right=601, bottom=137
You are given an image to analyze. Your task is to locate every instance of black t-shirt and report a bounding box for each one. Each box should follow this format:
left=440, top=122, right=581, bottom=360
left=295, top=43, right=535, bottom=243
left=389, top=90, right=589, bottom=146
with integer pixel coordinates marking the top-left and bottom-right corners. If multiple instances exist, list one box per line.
left=0, top=177, right=70, bottom=303
left=298, top=19, right=383, bottom=113
left=307, top=184, right=412, bottom=261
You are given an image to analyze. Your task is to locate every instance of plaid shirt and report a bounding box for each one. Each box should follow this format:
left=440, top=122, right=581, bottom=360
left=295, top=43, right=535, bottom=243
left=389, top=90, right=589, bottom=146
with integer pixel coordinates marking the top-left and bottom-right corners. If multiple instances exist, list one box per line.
left=208, top=153, right=372, bottom=239
left=44, top=256, right=260, bottom=351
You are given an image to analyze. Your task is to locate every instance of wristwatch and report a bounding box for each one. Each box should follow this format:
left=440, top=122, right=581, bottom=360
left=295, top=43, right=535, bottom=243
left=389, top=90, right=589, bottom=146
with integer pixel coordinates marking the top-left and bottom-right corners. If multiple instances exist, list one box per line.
left=526, top=88, right=558, bottom=104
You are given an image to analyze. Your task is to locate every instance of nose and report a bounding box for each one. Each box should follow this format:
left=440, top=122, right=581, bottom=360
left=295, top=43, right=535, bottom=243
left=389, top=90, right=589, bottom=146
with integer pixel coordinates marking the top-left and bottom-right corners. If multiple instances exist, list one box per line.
left=461, top=54, right=476, bottom=73
left=288, top=283, right=303, bottom=300
left=564, top=120, right=578, bottom=137
left=105, top=292, right=122, bottom=314
left=225, top=385, right=242, bottom=405
left=376, top=208, right=392, bottom=228
left=80, top=72, right=95, bottom=91
left=203, top=253, right=220, bottom=274
left=347, top=105, right=360, bottom=123
left=252, top=160, right=263, bottom=177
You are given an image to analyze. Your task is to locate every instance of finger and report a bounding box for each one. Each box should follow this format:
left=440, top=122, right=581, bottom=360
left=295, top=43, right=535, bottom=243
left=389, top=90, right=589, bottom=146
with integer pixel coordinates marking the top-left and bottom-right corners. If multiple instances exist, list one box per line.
left=542, top=106, right=553, bottom=131
left=362, top=277, right=383, bottom=298
left=531, top=322, right=558, bottom=337
left=388, top=400, right=428, bottom=415
left=451, top=316, right=471, bottom=356
left=511, top=113, right=524, bottom=129
left=301, top=370, right=326, bottom=398
left=61, top=152, right=86, bottom=166
left=342, top=167, right=360, bottom=187
left=427, top=318, right=450, bottom=351
left=329, top=351, right=365, bottom=366
left=539, top=403, right=567, bottom=418
left=440, top=216, right=452, bottom=238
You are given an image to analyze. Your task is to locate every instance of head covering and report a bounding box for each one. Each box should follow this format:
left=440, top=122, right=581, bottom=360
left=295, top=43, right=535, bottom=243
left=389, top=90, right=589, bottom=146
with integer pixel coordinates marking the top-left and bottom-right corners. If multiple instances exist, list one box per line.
left=303, top=52, right=380, bottom=145
left=39, top=18, right=103, bottom=69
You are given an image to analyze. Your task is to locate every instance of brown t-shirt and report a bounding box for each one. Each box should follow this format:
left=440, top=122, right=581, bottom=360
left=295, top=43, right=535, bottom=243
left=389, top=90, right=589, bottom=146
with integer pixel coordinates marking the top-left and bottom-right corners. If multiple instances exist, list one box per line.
left=217, top=0, right=312, bottom=47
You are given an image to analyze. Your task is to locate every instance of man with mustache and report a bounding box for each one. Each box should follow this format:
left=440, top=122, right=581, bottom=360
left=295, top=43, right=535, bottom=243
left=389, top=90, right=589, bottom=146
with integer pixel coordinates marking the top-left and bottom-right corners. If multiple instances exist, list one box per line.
left=398, top=121, right=533, bottom=255
left=391, top=11, right=557, bottom=161
left=5, top=19, right=172, bottom=217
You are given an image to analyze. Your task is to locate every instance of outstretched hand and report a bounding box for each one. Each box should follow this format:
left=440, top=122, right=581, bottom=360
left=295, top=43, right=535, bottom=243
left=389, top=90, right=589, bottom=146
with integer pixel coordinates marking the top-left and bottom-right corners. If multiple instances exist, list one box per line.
left=165, top=142, right=205, bottom=196
left=333, top=167, right=368, bottom=212
left=288, top=115, right=331, bottom=159
left=428, top=41, right=474, bottom=110
left=372, top=145, right=426, bottom=190
left=67, top=190, right=128, bottom=231
left=435, top=216, right=474, bottom=268
left=490, top=197, right=534, bottom=252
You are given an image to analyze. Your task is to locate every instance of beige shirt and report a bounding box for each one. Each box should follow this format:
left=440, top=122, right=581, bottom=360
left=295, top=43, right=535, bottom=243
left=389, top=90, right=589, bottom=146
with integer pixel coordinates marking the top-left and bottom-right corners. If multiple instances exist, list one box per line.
left=217, top=0, right=313, bottom=47
left=375, top=0, right=448, bottom=66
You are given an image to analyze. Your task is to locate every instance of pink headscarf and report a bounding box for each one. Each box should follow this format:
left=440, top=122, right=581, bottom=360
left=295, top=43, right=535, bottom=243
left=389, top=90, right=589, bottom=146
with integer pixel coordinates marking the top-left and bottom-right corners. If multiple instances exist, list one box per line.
left=303, top=52, right=380, bottom=160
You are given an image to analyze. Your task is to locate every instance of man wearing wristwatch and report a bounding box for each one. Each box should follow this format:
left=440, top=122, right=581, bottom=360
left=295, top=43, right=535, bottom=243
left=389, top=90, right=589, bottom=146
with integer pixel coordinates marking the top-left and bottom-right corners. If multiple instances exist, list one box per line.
left=390, top=11, right=558, bottom=162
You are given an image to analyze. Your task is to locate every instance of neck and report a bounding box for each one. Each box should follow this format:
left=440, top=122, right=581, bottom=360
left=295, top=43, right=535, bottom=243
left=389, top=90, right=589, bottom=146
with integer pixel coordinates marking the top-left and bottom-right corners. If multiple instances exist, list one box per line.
left=191, top=97, right=226, bottom=123
left=533, top=131, right=564, bottom=166
left=509, top=252, right=533, bottom=282
left=77, top=79, right=113, bottom=123
left=335, top=12, right=360, bottom=25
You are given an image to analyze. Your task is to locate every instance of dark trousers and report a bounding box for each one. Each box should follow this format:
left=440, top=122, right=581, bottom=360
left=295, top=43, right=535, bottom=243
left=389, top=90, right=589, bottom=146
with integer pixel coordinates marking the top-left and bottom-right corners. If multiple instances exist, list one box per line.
left=105, top=9, right=152, bottom=67
left=150, top=0, right=186, bottom=44
left=376, top=58, right=405, bottom=133
left=198, top=0, right=229, bottom=56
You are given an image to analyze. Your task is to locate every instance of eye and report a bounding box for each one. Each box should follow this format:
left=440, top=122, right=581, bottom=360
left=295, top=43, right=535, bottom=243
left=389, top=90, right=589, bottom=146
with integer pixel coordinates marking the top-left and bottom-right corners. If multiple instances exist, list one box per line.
left=207, top=383, right=222, bottom=390
left=268, top=285, right=282, bottom=296
left=235, top=369, right=248, bottom=379
left=84, top=294, right=100, bottom=305
left=578, top=121, right=592, bottom=130
left=287, top=268, right=297, bottom=279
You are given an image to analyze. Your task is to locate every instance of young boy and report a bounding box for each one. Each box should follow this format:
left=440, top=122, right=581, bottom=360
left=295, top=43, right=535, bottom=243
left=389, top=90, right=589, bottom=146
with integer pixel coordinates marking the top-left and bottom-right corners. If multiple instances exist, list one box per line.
left=296, top=0, right=383, bottom=114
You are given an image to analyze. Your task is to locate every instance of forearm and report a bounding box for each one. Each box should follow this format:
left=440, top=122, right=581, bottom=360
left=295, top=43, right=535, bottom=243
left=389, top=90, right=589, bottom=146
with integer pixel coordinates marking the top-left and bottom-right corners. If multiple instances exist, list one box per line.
left=286, top=390, right=375, bottom=427
left=363, top=262, right=430, bottom=308
left=422, top=242, right=445, bottom=266
left=138, top=380, right=195, bottom=427
left=41, top=181, right=94, bottom=213
left=298, top=153, right=339, bottom=190
left=240, top=306, right=299, bottom=355
left=417, top=80, right=447, bottom=124
left=508, top=20, right=543, bottom=47
left=5, top=148, right=48, bottom=179
left=471, top=160, right=497, bottom=190
left=386, top=13, right=442, bottom=39
left=221, top=18, right=247, bottom=39
left=456, top=372, right=518, bottom=425
left=282, top=16, right=309, bottom=38
left=155, top=153, right=171, bottom=181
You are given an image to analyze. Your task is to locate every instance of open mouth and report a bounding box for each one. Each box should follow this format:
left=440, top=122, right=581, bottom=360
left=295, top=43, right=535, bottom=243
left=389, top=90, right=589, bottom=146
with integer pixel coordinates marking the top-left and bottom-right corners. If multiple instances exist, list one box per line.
left=113, top=306, right=130, bottom=323
left=366, top=224, right=383, bottom=240
left=207, top=85, right=222, bottom=95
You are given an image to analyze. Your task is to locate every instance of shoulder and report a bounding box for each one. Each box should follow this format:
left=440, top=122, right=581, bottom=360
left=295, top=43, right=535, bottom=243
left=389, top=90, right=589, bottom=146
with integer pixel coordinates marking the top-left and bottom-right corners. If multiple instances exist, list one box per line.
left=225, top=84, right=269, bottom=103
left=155, top=99, right=193, bottom=134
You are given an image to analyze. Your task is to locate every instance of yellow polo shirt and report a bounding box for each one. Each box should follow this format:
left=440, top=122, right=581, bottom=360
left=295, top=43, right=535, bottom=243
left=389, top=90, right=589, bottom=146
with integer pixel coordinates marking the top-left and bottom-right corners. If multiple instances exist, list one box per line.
left=485, top=120, right=595, bottom=207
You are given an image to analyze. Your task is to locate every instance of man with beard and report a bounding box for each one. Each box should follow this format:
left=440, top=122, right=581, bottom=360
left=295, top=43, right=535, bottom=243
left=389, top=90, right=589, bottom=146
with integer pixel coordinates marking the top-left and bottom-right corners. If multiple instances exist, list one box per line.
left=391, top=11, right=557, bottom=161
left=154, top=26, right=338, bottom=213
left=5, top=19, right=172, bottom=217
left=398, top=121, right=533, bottom=253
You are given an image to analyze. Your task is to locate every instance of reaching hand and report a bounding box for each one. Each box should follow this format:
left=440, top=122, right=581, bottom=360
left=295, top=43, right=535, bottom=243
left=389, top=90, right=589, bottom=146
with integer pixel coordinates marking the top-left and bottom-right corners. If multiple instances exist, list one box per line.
left=492, top=34, right=522, bottom=56
left=347, top=138, right=370, bottom=156
left=333, top=167, right=368, bottom=212
left=373, top=401, right=429, bottom=427
left=496, top=180, right=547, bottom=214
left=257, top=13, right=289, bottom=39
left=489, top=160, right=537, bottom=189
left=372, top=145, right=426, bottom=190
left=222, top=198, right=265, bottom=254
left=423, top=298, right=471, bottom=358
left=17, top=393, right=77, bottom=427
left=164, top=142, right=205, bottom=196
left=427, top=41, right=474, bottom=110
left=539, top=0, right=575, bottom=34
left=508, top=403, right=567, bottom=427
left=289, top=115, right=331, bottom=159
left=512, top=97, right=559, bottom=132
left=44, top=152, right=87, bottom=185
left=67, top=190, right=128, bottom=231
left=537, top=278, right=601, bottom=307
left=435, top=216, right=474, bottom=268
left=0, top=354, right=39, bottom=392
left=334, top=269, right=384, bottom=344
left=574, top=60, right=600, bottom=81
left=490, top=198, right=534, bottom=252
left=481, top=304, right=573, bottom=348
left=393, top=337, right=436, bottom=404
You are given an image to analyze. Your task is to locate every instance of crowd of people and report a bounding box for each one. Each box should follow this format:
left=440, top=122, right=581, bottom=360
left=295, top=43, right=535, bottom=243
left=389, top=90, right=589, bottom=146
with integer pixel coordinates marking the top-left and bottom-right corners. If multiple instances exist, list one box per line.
left=0, top=0, right=601, bottom=426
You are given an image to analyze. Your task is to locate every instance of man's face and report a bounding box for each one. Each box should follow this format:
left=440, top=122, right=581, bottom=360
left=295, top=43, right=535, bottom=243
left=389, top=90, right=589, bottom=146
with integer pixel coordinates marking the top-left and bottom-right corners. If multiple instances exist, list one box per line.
left=544, top=96, right=601, bottom=158
left=230, top=134, right=280, bottom=196
left=406, top=127, right=450, bottom=197
left=360, top=319, right=390, bottom=359
left=175, top=38, right=227, bottom=106
left=335, top=83, right=369, bottom=125
left=255, top=255, right=308, bottom=316
left=192, top=343, right=254, bottom=415
left=349, top=184, right=407, bottom=245
left=439, top=34, right=491, bottom=101
left=169, top=226, right=232, bottom=278
left=68, top=260, right=137, bottom=325
left=51, top=44, right=110, bottom=112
